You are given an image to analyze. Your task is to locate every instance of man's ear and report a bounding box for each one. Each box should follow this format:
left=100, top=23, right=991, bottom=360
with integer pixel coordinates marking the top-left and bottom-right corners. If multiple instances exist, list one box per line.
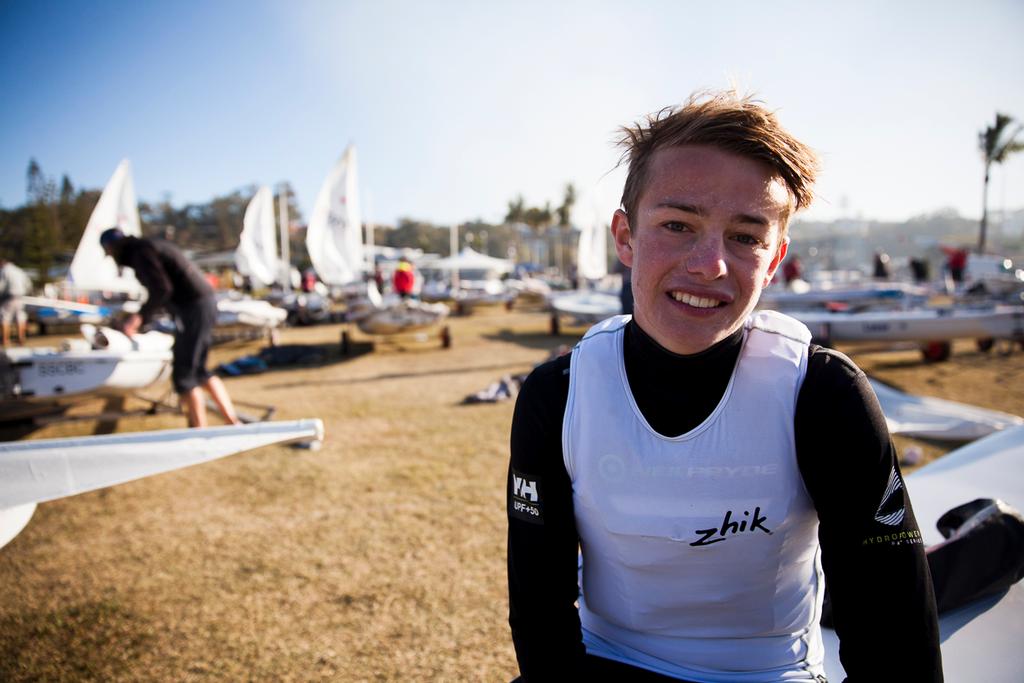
left=611, top=209, right=634, bottom=268
left=764, top=235, right=789, bottom=286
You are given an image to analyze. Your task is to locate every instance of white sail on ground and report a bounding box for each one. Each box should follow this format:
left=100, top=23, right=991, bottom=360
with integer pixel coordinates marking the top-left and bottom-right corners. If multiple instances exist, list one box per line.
left=235, top=185, right=279, bottom=287
left=0, top=419, right=325, bottom=550
left=577, top=221, right=607, bottom=281
left=68, top=159, right=142, bottom=293
left=306, top=145, right=364, bottom=285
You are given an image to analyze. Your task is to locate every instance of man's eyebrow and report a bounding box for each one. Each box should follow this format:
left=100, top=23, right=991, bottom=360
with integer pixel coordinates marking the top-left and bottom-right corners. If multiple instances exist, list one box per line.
left=656, top=201, right=704, bottom=216
left=656, top=202, right=770, bottom=227
left=735, top=212, right=770, bottom=227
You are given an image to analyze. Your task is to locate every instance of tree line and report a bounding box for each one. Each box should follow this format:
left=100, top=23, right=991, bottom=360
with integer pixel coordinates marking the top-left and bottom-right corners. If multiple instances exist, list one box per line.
left=0, top=159, right=588, bottom=283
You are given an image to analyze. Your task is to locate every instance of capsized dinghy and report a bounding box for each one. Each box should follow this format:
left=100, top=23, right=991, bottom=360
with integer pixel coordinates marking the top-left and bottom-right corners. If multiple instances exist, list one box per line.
left=0, top=418, right=325, bottom=549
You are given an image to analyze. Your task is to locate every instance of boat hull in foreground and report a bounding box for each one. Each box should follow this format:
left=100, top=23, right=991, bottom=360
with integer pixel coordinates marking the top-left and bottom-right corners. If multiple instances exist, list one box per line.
left=823, top=426, right=1024, bottom=682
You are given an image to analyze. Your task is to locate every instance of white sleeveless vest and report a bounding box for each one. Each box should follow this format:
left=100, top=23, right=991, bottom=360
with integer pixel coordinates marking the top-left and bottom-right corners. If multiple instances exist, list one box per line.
left=564, top=311, right=825, bottom=682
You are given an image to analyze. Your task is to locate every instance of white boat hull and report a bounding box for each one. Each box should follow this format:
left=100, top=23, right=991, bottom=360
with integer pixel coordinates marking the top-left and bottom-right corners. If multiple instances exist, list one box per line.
left=760, top=282, right=931, bottom=310
left=550, top=291, right=621, bottom=325
left=356, top=301, right=449, bottom=335
left=216, top=298, right=288, bottom=329
left=789, top=306, right=1024, bottom=343
left=869, top=378, right=1024, bottom=442
left=1, top=327, right=174, bottom=420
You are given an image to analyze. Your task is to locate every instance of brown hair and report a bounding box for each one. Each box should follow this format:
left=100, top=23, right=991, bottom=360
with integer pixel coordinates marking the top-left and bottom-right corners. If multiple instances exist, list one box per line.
left=617, top=90, right=819, bottom=224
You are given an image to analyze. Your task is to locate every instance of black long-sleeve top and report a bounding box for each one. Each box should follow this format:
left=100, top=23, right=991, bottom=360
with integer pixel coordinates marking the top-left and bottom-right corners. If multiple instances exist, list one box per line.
left=112, top=236, right=213, bottom=323
left=507, top=320, right=942, bottom=682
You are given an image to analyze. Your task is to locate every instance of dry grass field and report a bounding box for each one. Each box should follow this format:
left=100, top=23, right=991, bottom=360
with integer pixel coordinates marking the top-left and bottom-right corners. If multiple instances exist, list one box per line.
left=2, top=309, right=1023, bottom=682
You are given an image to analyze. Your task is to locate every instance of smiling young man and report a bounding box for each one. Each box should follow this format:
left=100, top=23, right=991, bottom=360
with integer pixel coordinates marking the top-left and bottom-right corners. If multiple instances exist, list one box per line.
left=507, top=92, right=942, bottom=682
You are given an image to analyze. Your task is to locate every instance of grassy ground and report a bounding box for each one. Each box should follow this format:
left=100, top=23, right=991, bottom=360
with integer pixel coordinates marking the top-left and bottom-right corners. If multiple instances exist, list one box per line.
left=2, top=310, right=1022, bottom=681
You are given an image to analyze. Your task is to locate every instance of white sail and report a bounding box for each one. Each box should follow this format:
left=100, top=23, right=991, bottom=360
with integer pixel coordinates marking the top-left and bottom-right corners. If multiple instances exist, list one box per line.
left=306, top=145, right=365, bottom=286
left=0, top=419, right=325, bottom=549
left=68, top=159, right=142, bottom=293
left=235, top=185, right=279, bottom=287
left=0, top=419, right=325, bottom=510
left=577, top=221, right=607, bottom=281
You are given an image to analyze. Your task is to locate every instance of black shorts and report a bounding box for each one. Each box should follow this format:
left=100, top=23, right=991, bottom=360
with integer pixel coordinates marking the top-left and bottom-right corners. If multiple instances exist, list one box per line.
left=171, top=297, right=217, bottom=393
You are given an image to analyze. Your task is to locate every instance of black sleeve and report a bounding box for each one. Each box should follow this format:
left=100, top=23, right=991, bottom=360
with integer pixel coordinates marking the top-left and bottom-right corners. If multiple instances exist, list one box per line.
left=507, top=354, right=588, bottom=680
left=796, top=347, right=943, bottom=682
left=126, top=241, right=173, bottom=323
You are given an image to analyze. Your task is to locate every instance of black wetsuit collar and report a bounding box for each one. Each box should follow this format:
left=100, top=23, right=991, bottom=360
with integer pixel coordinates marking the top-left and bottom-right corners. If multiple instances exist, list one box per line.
left=623, top=320, right=744, bottom=437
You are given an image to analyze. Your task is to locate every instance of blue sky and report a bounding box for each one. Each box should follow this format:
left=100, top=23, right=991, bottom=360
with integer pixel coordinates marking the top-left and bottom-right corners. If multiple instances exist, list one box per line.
left=1, top=0, right=1022, bottom=230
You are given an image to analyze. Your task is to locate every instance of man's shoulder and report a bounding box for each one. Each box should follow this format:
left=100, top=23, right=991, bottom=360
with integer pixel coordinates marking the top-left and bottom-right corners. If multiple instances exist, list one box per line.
left=522, top=351, right=572, bottom=391
left=516, top=350, right=573, bottom=418
left=806, top=344, right=865, bottom=384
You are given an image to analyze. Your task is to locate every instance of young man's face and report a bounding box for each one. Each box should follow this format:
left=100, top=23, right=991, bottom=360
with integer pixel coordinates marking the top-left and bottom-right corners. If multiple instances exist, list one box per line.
left=611, top=145, right=790, bottom=355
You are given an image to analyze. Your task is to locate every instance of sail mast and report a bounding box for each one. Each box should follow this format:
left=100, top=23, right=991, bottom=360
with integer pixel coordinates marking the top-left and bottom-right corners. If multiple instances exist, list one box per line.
left=449, top=223, right=460, bottom=291
left=278, top=184, right=291, bottom=291
left=365, top=189, right=375, bottom=272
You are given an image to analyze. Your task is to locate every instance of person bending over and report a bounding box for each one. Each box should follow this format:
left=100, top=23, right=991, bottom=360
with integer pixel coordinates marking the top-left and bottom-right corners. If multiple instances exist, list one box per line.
left=100, top=228, right=241, bottom=428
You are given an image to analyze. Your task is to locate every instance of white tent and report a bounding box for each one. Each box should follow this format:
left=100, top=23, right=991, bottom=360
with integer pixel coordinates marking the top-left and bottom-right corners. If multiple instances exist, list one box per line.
left=424, top=247, right=513, bottom=276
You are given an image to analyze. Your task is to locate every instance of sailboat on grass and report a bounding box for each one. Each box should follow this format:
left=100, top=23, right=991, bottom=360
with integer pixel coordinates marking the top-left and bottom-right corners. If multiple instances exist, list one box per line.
left=307, top=145, right=448, bottom=342
left=549, top=220, right=620, bottom=334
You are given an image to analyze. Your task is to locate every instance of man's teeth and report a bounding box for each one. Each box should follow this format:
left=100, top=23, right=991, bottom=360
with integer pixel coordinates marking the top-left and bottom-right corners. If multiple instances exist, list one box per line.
left=672, top=292, right=721, bottom=308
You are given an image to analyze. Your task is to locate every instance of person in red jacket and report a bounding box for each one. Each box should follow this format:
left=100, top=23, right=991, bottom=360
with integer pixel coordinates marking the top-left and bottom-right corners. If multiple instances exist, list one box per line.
left=393, top=257, right=415, bottom=299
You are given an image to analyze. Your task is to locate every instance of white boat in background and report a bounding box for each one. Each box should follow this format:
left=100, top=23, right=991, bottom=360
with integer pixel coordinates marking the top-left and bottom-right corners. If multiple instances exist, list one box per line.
left=420, top=248, right=516, bottom=310
left=356, top=301, right=450, bottom=336
left=22, top=295, right=113, bottom=333
left=549, top=221, right=620, bottom=331
left=305, top=147, right=448, bottom=339
left=0, top=418, right=325, bottom=550
left=67, top=159, right=143, bottom=295
left=550, top=290, right=621, bottom=327
left=0, top=325, right=174, bottom=420
left=307, top=145, right=365, bottom=287
left=790, top=305, right=1024, bottom=345
left=352, top=282, right=449, bottom=336
left=822, top=425, right=1024, bottom=682
left=234, top=185, right=280, bottom=288
left=962, top=253, right=1024, bottom=298
left=1, top=325, right=173, bottom=421
left=216, top=295, right=288, bottom=329
left=869, top=378, right=1024, bottom=442
left=760, top=280, right=931, bottom=311
left=506, top=276, right=552, bottom=307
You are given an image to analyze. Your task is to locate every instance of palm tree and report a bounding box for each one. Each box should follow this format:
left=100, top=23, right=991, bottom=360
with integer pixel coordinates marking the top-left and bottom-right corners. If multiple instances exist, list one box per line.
left=524, top=202, right=553, bottom=268
left=556, top=183, right=577, bottom=276
left=977, top=113, right=1024, bottom=253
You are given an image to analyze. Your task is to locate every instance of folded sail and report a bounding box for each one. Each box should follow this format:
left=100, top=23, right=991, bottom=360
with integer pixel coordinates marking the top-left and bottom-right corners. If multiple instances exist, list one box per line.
left=235, top=185, right=279, bottom=287
left=68, top=159, right=142, bottom=293
left=307, top=145, right=365, bottom=285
